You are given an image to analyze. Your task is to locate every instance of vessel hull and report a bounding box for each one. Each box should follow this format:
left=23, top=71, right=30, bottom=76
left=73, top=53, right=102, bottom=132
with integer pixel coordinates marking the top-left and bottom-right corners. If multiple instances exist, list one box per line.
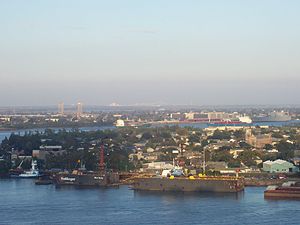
left=133, top=177, right=244, bottom=193
left=55, top=173, right=119, bottom=187
left=17, top=175, right=40, bottom=178
left=264, top=190, right=300, bottom=198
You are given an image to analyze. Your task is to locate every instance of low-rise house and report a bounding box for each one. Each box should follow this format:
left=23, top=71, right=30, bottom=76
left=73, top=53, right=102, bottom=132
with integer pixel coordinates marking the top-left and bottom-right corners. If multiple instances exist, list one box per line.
left=267, top=149, right=279, bottom=153
left=144, top=162, right=173, bottom=170
left=33, top=149, right=66, bottom=161
left=141, top=161, right=173, bottom=173
left=134, top=141, right=147, bottom=148
left=129, top=151, right=144, bottom=161
left=262, top=159, right=299, bottom=173
left=206, top=161, right=228, bottom=171
left=146, top=147, right=155, bottom=153
left=143, top=152, right=160, bottom=162
left=229, top=149, right=244, bottom=159
left=254, top=157, right=263, bottom=165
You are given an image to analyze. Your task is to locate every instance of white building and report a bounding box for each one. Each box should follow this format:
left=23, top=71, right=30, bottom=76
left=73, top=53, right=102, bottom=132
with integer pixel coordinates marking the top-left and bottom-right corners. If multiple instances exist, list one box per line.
left=184, top=112, right=195, bottom=120
left=263, top=159, right=299, bottom=173
left=143, top=162, right=173, bottom=170
left=115, top=119, right=125, bottom=127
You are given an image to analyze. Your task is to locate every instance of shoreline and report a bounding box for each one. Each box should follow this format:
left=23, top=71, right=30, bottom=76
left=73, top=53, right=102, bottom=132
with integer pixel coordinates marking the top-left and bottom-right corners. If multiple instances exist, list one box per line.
left=0, top=125, right=115, bottom=133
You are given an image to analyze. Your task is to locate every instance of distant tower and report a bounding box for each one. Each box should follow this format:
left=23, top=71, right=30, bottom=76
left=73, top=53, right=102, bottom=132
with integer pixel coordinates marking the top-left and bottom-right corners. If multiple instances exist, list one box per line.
left=58, top=102, right=64, bottom=115
left=77, top=102, right=83, bottom=118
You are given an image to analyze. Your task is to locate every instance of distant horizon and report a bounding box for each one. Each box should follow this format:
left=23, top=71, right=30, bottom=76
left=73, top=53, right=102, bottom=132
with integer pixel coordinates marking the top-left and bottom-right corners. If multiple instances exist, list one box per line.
left=0, top=103, right=300, bottom=109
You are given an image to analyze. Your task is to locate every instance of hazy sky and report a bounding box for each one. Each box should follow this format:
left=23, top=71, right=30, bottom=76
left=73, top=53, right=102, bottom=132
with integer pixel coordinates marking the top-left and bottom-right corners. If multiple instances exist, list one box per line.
left=0, top=0, right=299, bottom=106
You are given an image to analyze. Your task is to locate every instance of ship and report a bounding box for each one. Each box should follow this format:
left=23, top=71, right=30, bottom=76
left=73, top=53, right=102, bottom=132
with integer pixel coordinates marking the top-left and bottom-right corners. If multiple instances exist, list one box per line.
left=252, top=111, right=291, bottom=122
left=54, top=145, right=119, bottom=187
left=207, top=116, right=252, bottom=127
left=133, top=176, right=244, bottom=193
left=264, top=181, right=300, bottom=198
left=54, top=170, right=119, bottom=187
left=132, top=166, right=244, bottom=193
left=16, top=160, right=40, bottom=178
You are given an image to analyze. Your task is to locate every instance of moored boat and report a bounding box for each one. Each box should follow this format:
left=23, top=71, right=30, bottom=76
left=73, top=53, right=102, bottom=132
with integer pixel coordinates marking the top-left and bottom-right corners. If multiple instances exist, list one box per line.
left=133, top=166, right=244, bottom=193
left=54, top=170, right=119, bottom=187
left=54, top=145, right=119, bottom=187
left=252, top=111, right=291, bottom=122
left=17, top=160, right=40, bottom=178
left=133, top=175, right=244, bottom=193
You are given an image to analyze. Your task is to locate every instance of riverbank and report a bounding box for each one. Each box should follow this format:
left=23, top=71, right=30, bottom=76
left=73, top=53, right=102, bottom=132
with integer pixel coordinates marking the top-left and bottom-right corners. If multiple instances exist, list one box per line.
left=245, top=178, right=285, bottom=186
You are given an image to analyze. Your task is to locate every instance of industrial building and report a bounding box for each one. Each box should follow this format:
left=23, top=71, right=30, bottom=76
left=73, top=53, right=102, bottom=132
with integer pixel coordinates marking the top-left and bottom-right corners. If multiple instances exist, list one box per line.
left=262, top=159, right=299, bottom=173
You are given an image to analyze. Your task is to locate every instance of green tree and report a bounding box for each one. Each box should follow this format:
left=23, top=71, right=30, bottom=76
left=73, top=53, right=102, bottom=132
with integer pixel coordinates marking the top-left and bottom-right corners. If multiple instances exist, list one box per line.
left=264, top=144, right=273, bottom=150
left=212, top=151, right=232, bottom=162
left=238, top=150, right=257, bottom=167
left=228, top=159, right=241, bottom=168
left=276, top=140, right=295, bottom=160
left=209, top=130, right=231, bottom=140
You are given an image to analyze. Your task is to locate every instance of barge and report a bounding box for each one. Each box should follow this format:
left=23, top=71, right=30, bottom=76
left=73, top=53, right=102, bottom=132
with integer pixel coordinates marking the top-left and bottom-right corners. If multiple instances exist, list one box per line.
left=133, top=176, right=244, bottom=193
left=264, top=181, right=300, bottom=199
left=54, top=145, right=119, bottom=187
left=55, top=171, right=119, bottom=187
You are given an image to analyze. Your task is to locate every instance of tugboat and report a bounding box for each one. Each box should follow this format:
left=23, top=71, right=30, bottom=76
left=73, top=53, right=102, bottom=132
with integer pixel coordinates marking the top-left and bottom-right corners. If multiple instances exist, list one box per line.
left=54, top=145, right=119, bottom=187
left=18, top=160, right=40, bottom=178
left=264, top=181, right=300, bottom=198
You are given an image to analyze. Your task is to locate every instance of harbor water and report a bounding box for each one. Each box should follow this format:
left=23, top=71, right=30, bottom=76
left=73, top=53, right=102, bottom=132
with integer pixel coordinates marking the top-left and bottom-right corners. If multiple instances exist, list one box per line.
left=1, top=120, right=300, bottom=142
left=0, top=179, right=300, bottom=225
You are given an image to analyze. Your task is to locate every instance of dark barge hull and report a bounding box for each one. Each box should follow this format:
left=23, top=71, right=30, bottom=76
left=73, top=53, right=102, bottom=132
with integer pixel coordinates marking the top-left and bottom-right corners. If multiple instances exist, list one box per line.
left=133, top=177, right=244, bottom=193
left=264, top=189, right=300, bottom=198
left=55, top=173, right=119, bottom=187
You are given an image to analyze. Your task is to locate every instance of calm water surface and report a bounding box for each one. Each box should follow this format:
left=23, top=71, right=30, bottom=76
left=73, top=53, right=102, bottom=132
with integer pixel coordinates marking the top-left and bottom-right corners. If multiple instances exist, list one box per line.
left=1, top=120, right=300, bottom=142
left=0, top=179, right=300, bottom=225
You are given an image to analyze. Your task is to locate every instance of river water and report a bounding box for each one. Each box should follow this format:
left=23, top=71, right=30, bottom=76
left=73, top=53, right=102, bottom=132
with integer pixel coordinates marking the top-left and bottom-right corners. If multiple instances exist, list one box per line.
left=0, top=179, right=299, bottom=225
left=1, top=120, right=300, bottom=143
left=0, top=126, right=115, bottom=142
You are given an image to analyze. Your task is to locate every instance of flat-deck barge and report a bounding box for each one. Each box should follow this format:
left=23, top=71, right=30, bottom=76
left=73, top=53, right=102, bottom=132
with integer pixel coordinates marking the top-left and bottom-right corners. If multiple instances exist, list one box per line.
left=264, top=181, right=300, bottom=199
left=133, top=176, right=244, bottom=193
left=54, top=145, right=119, bottom=187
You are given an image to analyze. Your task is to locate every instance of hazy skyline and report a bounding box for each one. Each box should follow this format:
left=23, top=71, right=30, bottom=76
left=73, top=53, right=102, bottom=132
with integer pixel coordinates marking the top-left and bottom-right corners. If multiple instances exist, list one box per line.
left=1, top=0, right=300, bottom=106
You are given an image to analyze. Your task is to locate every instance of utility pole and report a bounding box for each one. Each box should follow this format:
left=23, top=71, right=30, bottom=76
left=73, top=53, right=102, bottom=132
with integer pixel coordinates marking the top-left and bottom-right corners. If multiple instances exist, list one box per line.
left=180, top=143, right=184, bottom=157
left=203, top=148, right=206, bottom=175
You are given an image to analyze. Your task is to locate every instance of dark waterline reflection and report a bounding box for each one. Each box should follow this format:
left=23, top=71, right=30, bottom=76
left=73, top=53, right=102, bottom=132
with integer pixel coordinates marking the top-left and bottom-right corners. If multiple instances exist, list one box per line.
left=133, top=189, right=245, bottom=201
